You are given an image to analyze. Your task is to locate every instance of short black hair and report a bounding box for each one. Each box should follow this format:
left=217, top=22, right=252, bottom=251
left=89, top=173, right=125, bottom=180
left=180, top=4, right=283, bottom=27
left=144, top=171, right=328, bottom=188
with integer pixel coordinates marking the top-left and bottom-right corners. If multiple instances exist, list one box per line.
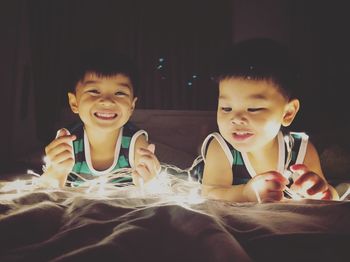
left=212, top=38, right=300, bottom=100
left=70, top=48, right=139, bottom=95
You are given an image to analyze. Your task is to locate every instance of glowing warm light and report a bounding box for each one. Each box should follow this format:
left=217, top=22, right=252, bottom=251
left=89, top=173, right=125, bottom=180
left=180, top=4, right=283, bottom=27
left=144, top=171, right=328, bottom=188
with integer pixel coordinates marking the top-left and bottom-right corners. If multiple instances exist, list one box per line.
left=284, top=187, right=303, bottom=200
left=283, top=169, right=304, bottom=200
left=251, top=182, right=262, bottom=203
left=3, top=164, right=341, bottom=204
left=340, top=185, right=350, bottom=201
left=312, top=191, right=326, bottom=200
left=27, top=169, right=41, bottom=177
left=1, top=179, right=26, bottom=194
left=0, top=165, right=205, bottom=205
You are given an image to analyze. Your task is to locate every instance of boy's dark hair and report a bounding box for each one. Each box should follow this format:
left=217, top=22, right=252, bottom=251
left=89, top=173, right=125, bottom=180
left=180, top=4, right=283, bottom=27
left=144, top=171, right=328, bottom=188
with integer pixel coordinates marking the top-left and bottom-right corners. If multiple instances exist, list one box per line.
left=212, top=38, right=300, bottom=99
left=70, top=49, right=139, bottom=95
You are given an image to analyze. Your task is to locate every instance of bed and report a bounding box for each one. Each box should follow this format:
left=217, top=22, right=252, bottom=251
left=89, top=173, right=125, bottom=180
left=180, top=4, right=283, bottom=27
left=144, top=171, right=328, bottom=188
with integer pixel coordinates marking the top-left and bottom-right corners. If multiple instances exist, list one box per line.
left=1, top=110, right=350, bottom=262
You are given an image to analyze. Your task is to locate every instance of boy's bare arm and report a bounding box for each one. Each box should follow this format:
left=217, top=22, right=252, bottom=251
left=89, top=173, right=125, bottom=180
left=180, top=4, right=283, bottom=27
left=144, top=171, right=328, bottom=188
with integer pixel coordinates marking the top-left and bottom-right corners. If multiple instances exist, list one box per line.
left=201, top=139, right=250, bottom=202
left=201, top=183, right=248, bottom=202
left=202, top=171, right=288, bottom=203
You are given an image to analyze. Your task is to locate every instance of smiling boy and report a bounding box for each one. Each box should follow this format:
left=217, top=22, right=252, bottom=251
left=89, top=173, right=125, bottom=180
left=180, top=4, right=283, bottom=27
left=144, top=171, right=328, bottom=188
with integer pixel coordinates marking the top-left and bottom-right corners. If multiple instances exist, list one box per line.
left=199, top=38, right=338, bottom=202
left=41, top=50, right=160, bottom=187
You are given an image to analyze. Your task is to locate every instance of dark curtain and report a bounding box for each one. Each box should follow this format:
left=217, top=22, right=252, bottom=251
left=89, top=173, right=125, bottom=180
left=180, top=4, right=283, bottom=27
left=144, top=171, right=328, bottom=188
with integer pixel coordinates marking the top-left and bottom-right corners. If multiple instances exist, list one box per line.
left=0, top=0, right=22, bottom=171
left=287, top=1, right=350, bottom=135
left=26, top=0, right=233, bottom=143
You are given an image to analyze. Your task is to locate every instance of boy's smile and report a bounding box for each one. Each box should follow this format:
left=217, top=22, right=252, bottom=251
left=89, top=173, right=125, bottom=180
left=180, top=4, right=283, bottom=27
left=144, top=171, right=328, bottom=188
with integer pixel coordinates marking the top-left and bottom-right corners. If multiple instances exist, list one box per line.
left=231, top=131, right=254, bottom=142
left=94, top=111, right=118, bottom=120
left=68, top=73, right=137, bottom=134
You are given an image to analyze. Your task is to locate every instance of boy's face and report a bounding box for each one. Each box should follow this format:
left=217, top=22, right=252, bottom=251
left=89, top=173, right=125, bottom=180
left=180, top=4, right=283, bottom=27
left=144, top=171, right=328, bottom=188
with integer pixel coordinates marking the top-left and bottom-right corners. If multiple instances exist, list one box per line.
left=68, top=73, right=137, bottom=133
left=217, top=78, right=299, bottom=153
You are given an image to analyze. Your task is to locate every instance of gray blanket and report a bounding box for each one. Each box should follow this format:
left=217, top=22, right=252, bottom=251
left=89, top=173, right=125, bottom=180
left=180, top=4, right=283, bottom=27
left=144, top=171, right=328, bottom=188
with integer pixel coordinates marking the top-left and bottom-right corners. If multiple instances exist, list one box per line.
left=1, top=176, right=349, bottom=262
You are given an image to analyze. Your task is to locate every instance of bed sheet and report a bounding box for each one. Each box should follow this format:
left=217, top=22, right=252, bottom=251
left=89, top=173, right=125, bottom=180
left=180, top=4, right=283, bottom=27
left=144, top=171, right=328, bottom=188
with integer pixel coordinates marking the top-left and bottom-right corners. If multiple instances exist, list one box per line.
left=0, top=172, right=349, bottom=262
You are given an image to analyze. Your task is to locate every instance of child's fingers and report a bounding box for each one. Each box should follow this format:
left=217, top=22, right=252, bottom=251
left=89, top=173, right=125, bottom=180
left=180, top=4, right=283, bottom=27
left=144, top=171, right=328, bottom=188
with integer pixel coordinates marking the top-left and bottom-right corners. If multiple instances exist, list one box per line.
left=260, top=171, right=289, bottom=185
left=268, top=191, right=284, bottom=201
left=137, top=147, right=160, bottom=175
left=290, top=164, right=331, bottom=198
left=265, top=180, right=286, bottom=192
left=134, top=164, right=153, bottom=182
left=261, top=191, right=284, bottom=202
left=55, top=159, right=75, bottom=173
left=250, top=173, right=286, bottom=202
left=137, top=145, right=156, bottom=156
left=307, top=179, right=328, bottom=196
left=51, top=150, right=75, bottom=165
left=138, top=154, right=157, bottom=169
left=290, top=164, right=308, bottom=178
left=49, top=152, right=75, bottom=174
left=46, top=135, right=76, bottom=153
left=292, top=171, right=317, bottom=187
left=321, top=189, right=332, bottom=200
left=46, top=156, right=74, bottom=175
left=46, top=142, right=74, bottom=158
left=290, top=163, right=307, bottom=172
left=56, top=128, right=70, bottom=138
left=131, top=170, right=143, bottom=186
left=147, top=143, right=155, bottom=154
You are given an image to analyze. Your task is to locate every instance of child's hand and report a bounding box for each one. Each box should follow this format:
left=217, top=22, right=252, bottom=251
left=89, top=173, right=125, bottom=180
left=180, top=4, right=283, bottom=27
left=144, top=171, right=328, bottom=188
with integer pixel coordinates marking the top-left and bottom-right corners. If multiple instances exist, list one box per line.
left=41, top=128, right=76, bottom=187
left=132, top=144, right=160, bottom=186
left=244, top=171, right=289, bottom=202
left=290, top=164, right=332, bottom=200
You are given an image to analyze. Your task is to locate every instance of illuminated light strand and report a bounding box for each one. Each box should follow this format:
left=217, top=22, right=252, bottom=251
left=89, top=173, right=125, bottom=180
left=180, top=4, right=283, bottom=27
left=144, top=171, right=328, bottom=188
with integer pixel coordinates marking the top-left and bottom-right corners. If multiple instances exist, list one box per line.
left=252, top=183, right=262, bottom=203
left=71, top=167, right=204, bottom=203
left=340, top=185, right=350, bottom=201
left=0, top=164, right=204, bottom=205
left=282, top=169, right=304, bottom=200
left=27, top=169, right=41, bottom=177
left=284, top=187, right=303, bottom=200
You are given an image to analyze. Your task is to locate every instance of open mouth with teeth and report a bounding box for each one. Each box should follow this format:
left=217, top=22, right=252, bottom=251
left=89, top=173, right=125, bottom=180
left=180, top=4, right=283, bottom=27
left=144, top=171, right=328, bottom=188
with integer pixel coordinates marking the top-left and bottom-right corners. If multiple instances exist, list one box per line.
left=232, top=131, right=253, bottom=141
left=94, top=112, right=118, bottom=120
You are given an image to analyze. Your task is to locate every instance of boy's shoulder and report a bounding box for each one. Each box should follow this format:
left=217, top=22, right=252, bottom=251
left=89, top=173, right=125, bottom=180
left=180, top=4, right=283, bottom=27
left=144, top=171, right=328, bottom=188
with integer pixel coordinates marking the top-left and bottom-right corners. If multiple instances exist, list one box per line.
left=285, top=131, right=309, bottom=147
left=288, top=131, right=309, bottom=140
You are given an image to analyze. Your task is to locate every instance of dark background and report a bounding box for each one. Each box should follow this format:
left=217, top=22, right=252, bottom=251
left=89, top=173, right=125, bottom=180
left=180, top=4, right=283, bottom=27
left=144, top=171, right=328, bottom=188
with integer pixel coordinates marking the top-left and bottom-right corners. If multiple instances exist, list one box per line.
left=1, top=0, right=349, bottom=173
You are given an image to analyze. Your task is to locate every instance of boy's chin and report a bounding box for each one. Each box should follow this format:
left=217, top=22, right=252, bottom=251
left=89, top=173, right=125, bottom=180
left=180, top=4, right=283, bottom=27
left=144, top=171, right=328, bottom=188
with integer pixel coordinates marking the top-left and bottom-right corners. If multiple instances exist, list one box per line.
left=231, top=145, right=251, bottom=153
left=228, top=140, right=254, bottom=152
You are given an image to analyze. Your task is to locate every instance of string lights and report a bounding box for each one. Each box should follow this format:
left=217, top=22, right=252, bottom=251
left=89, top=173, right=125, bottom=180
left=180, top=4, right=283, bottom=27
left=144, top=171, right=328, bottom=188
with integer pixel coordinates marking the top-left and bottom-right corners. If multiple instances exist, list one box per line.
left=0, top=164, right=205, bottom=205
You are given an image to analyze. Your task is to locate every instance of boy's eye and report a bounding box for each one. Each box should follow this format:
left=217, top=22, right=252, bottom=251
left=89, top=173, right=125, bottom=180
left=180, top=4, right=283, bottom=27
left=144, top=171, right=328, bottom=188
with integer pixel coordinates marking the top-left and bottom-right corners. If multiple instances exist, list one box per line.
left=221, top=107, right=232, bottom=112
left=87, top=89, right=100, bottom=95
left=247, top=108, right=265, bottom=112
left=115, top=91, right=128, bottom=97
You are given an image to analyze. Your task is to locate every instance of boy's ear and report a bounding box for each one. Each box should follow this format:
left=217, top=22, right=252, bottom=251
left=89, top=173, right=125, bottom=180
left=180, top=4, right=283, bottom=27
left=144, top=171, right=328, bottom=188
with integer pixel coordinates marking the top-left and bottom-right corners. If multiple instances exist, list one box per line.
left=130, top=97, right=137, bottom=112
left=282, top=99, right=300, bottom=127
left=68, top=92, right=79, bottom=114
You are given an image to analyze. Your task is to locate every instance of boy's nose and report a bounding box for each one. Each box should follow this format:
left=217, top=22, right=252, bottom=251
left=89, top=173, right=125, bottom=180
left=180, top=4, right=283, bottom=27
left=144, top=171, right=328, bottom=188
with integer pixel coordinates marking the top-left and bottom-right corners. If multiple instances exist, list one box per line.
left=230, top=113, right=247, bottom=125
left=99, top=96, right=115, bottom=106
